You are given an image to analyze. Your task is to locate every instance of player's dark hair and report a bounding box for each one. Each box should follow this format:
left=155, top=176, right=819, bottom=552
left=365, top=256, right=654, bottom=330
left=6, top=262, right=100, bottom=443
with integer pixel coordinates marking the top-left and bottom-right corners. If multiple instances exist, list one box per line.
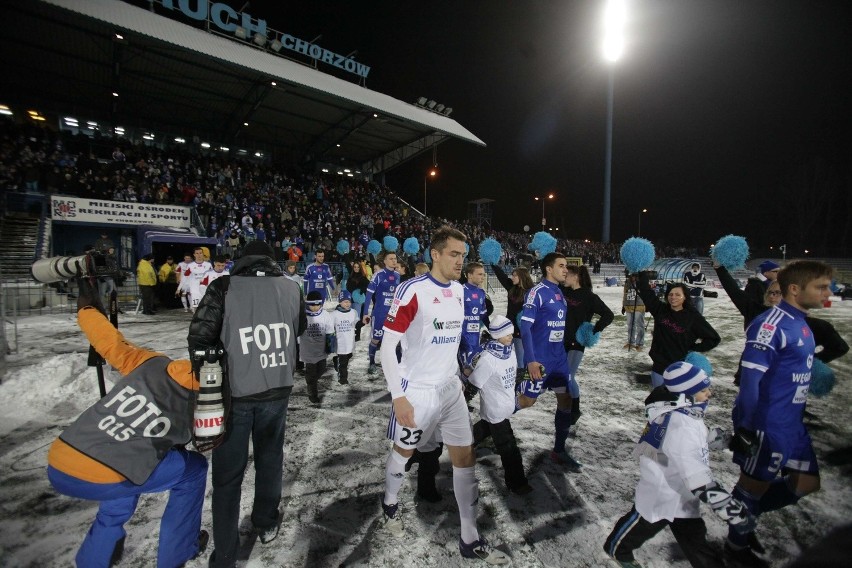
left=430, top=226, right=467, bottom=253
left=465, top=261, right=484, bottom=275
left=214, top=255, right=226, bottom=263
left=778, top=260, right=833, bottom=296
left=193, top=247, right=203, bottom=254
left=541, top=252, right=566, bottom=271
left=566, top=264, right=592, bottom=288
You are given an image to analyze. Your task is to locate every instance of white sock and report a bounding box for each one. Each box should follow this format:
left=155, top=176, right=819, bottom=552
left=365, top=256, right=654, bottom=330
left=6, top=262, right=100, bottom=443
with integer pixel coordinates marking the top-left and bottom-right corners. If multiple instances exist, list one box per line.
left=181, top=294, right=189, bottom=309
left=383, top=450, right=409, bottom=506
left=453, top=466, right=479, bottom=544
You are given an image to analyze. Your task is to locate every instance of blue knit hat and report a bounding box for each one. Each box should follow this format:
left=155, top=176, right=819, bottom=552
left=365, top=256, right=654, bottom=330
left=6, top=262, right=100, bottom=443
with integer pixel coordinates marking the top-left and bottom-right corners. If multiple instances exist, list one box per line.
left=758, top=260, right=780, bottom=274
left=663, top=361, right=710, bottom=396
left=487, top=315, right=514, bottom=339
left=338, top=290, right=352, bottom=303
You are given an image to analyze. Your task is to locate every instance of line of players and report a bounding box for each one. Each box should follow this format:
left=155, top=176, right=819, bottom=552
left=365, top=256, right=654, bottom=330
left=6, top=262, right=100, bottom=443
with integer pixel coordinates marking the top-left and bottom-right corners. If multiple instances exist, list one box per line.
left=362, top=236, right=838, bottom=567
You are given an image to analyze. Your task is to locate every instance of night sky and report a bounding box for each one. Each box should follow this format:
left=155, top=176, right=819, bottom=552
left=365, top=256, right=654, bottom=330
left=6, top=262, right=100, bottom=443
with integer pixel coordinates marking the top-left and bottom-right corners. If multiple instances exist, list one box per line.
left=241, top=1, right=851, bottom=256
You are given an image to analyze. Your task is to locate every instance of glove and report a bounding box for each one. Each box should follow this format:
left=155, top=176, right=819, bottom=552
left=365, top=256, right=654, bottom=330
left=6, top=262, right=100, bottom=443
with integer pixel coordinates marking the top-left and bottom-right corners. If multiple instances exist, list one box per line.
left=76, top=277, right=106, bottom=315
left=729, top=428, right=759, bottom=457
left=693, top=482, right=756, bottom=535
left=707, top=427, right=732, bottom=451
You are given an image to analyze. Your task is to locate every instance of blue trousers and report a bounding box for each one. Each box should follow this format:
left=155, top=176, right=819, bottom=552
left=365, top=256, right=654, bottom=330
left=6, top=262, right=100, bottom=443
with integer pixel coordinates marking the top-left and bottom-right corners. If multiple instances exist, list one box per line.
left=48, top=448, right=207, bottom=568
left=567, top=349, right=584, bottom=398
left=210, top=394, right=291, bottom=568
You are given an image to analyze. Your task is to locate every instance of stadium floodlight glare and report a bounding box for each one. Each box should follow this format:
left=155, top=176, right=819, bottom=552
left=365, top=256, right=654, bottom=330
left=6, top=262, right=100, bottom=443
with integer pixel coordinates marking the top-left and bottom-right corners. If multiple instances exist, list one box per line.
left=143, top=133, right=154, bottom=140
left=112, top=92, right=119, bottom=97
left=426, top=100, right=437, bottom=109
left=443, top=107, right=453, bottom=116
left=63, top=116, right=77, bottom=124
left=201, top=142, right=211, bottom=148
left=253, top=33, right=267, bottom=47
left=417, top=97, right=428, bottom=106
left=255, top=151, right=263, bottom=157
left=435, top=104, right=445, bottom=113
left=603, top=0, right=626, bottom=62
left=234, top=26, right=247, bottom=39
left=271, top=81, right=277, bottom=87
left=115, top=33, right=123, bottom=40
left=321, top=168, right=329, bottom=173
left=219, top=146, right=229, bottom=151
left=174, top=137, right=186, bottom=143
left=270, top=39, right=283, bottom=52
left=0, top=105, right=14, bottom=116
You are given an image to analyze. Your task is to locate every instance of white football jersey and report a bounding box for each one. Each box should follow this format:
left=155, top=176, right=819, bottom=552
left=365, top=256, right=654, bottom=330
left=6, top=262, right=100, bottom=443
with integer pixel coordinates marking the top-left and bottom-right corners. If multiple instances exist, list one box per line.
left=299, top=310, right=334, bottom=364
left=383, top=274, right=464, bottom=387
left=198, top=269, right=229, bottom=298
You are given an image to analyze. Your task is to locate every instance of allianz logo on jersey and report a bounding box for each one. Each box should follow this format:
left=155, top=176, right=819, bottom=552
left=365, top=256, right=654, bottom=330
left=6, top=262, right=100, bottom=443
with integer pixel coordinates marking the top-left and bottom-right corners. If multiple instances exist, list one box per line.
left=433, top=318, right=462, bottom=330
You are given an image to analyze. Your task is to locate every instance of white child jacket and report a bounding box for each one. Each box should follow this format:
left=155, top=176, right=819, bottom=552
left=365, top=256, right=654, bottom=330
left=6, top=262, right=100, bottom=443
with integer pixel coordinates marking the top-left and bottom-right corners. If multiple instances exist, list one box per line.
left=634, top=398, right=714, bottom=523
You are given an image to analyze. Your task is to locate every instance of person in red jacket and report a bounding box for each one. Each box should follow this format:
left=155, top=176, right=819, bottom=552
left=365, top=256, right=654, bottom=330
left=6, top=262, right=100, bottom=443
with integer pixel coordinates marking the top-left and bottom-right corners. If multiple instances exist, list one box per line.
left=47, top=280, right=208, bottom=568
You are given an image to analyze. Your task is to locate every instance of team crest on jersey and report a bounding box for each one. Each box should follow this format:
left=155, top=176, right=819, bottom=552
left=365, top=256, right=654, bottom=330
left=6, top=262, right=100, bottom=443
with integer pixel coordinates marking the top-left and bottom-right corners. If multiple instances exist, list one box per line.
left=442, top=289, right=453, bottom=297
left=555, top=294, right=562, bottom=301
left=388, top=276, right=395, bottom=281
left=802, top=326, right=810, bottom=337
left=807, top=354, right=813, bottom=369
left=472, top=293, right=478, bottom=299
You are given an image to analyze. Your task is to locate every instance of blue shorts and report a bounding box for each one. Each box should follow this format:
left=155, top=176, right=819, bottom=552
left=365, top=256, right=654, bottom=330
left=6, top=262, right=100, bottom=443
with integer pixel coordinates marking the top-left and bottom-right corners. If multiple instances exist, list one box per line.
left=733, top=426, right=819, bottom=481
left=371, top=313, right=388, bottom=343
left=518, top=357, right=571, bottom=398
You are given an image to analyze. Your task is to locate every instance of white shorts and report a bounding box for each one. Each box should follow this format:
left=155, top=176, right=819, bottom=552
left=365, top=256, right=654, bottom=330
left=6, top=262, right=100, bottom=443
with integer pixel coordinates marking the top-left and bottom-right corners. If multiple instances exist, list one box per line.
left=386, top=377, right=473, bottom=450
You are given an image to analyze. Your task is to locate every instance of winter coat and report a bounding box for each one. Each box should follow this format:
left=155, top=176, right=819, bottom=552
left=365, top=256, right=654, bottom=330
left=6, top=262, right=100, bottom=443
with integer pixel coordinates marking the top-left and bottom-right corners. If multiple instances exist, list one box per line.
left=48, top=308, right=196, bottom=483
left=137, top=258, right=157, bottom=286
left=638, top=272, right=720, bottom=374
left=560, top=286, right=614, bottom=352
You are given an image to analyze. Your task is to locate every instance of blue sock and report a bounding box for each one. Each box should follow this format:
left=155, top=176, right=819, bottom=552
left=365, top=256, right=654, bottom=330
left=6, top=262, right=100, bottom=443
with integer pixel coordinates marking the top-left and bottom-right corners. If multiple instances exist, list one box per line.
left=758, top=477, right=800, bottom=513
left=554, top=408, right=572, bottom=453
left=728, top=485, right=761, bottom=547
left=368, top=343, right=377, bottom=365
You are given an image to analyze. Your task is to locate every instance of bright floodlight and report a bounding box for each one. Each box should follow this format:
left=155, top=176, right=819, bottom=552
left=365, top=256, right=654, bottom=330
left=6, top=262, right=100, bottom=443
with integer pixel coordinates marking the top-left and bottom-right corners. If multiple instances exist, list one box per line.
left=603, top=0, right=626, bottom=62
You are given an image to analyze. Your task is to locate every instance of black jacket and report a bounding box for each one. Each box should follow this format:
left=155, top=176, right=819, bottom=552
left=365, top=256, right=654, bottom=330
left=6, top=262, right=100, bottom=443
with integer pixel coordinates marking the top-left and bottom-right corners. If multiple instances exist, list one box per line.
left=492, top=264, right=526, bottom=338
left=560, top=286, right=614, bottom=352
left=638, top=272, right=720, bottom=374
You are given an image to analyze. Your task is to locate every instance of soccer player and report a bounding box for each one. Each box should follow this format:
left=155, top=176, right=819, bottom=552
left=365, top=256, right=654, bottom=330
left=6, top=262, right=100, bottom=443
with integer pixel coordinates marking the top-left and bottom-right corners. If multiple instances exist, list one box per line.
left=180, top=248, right=212, bottom=312
left=362, top=251, right=400, bottom=376
left=379, top=226, right=510, bottom=565
left=517, top=252, right=581, bottom=468
left=726, top=260, right=833, bottom=562
left=198, top=255, right=230, bottom=299
left=304, top=249, right=334, bottom=302
left=459, top=261, right=492, bottom=371
left=176, top=253, right=193, bottom=312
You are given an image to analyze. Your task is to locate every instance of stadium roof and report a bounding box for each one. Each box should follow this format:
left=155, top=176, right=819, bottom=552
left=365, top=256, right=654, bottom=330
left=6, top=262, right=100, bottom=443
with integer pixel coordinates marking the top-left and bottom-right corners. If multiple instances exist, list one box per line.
left=3, top=0, right=485, bottom=175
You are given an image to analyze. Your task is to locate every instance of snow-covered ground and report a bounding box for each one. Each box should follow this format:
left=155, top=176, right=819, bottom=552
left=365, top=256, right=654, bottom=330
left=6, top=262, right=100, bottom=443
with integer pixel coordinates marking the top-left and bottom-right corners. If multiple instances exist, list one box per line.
left=0, top=283, right=849, bottom=568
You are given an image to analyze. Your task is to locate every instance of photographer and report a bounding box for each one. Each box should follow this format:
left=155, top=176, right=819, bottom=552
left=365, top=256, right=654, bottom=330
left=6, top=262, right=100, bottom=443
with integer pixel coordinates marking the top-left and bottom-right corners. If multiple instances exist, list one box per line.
left=188, top=240, right=305, bottom=567
left=46, top=279, right=208, bottom=568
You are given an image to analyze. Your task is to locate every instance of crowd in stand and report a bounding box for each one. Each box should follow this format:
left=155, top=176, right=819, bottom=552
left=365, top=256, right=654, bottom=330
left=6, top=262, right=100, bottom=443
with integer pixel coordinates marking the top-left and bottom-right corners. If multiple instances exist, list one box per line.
left=0, top=118, right=703, bottom=267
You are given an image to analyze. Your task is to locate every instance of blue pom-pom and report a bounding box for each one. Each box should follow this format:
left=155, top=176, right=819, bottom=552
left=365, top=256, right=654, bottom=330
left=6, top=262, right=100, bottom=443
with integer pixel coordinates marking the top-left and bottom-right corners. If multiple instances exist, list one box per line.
left=575, top=322, right=600, bottom=348
left=620, top=237, right=656, bottom=273
left=684, top=352, right=713, bottom=377
left=809, top=359, right=835, bottom=397
left=336, top=239, right=350, bottom=256
left=352, top=289, right=366, bottom=304
left=403, top=237, right=420, bottom=255
left=528, top=231, right=557, bottom=257
left=478, top=238, right=503, bottom=265
left=367, top=240, right=381, bottom=255
left=383, top=235, right=399, bottom=252
left=712, top=235, right=749, bottom=270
